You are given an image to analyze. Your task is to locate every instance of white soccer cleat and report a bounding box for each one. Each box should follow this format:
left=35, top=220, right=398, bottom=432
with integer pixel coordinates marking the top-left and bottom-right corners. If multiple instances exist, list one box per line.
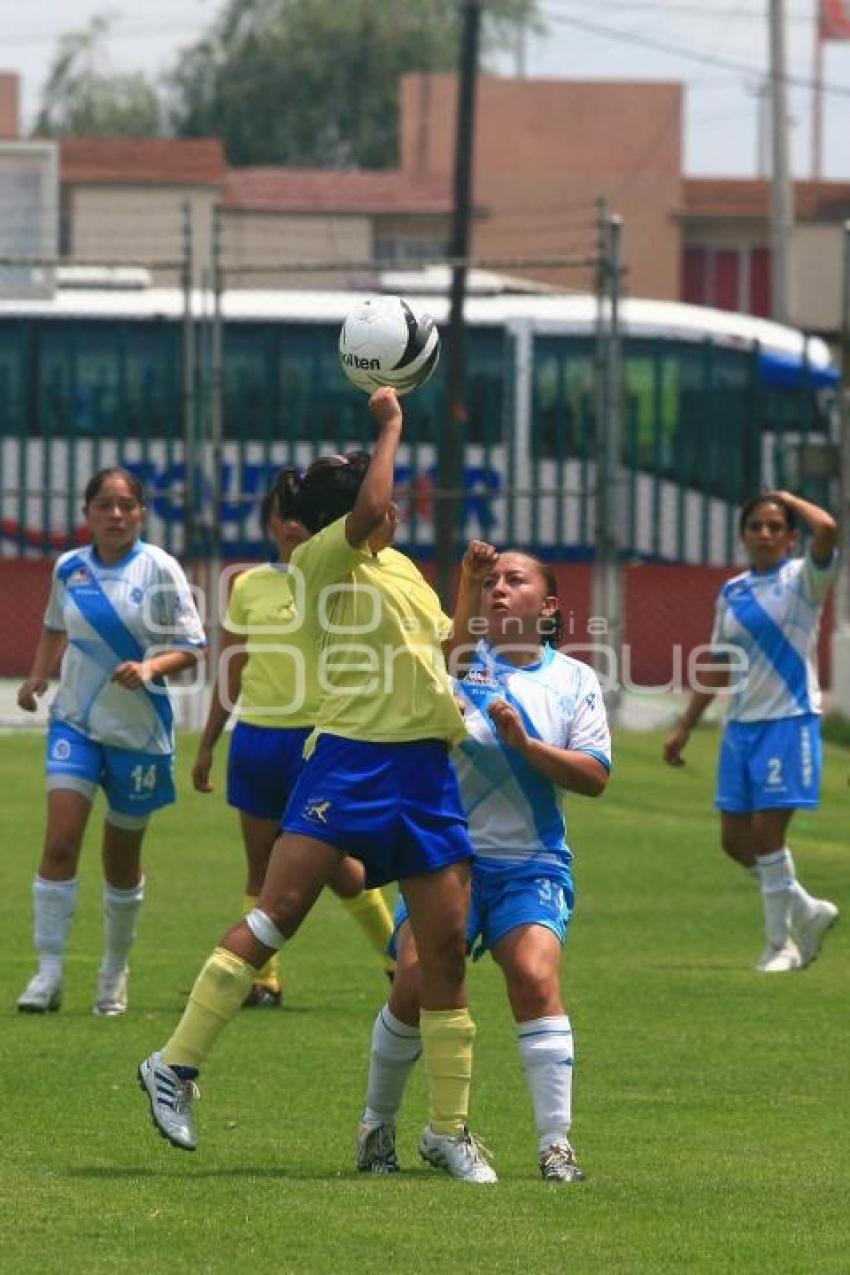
left=754, top=940, right=801, bottom=973
left=356, top=1120, right=400, bottom=1174
left=138, top=1051, right=199, bottom=1151
left=93, top=967, right=129, bottom=1016
left=419, top=1124, right=497, bottom=1184
left=17, top=971, right=62, bottom=1013
left=795, top=900, right=839, bottom=968
left=540, top=1141, right=586, bottom=1183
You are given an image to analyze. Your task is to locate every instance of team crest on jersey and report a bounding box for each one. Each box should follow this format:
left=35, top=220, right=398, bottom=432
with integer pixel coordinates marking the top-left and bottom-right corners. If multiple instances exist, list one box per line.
left=130, top=587, right=144, bottom=605
left=67, top=568, right=91, bottom=587
left=52, top=738, right=71, bottom=761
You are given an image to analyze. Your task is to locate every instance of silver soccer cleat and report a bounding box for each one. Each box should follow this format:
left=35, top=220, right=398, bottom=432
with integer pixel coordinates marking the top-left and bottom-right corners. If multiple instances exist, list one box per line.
left=419, top=1124, right=497, bottom=1184
left=138, top=1051, right=199, bottom=1151
left=540, top=1141, right=586, bottom=1182
left=795, top=900, right=839, bottom=968
left=356, top=1120, right=400, bottom=1174
left=17, top=971, right=63, bottom=1014
left=754, top=940, right=801, bottom=973
left=93, top=967, right=129, bottom=1016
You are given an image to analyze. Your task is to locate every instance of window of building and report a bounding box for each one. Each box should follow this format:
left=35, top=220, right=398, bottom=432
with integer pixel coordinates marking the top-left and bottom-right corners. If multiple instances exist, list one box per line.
left=682, top=245, right=772, bottom=318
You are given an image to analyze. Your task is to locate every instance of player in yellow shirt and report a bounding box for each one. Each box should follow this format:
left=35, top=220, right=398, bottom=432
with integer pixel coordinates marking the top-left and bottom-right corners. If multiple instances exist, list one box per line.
left=191, top=467, right=395, bottom=1006
left=138, top=388, right=497, bottom=1183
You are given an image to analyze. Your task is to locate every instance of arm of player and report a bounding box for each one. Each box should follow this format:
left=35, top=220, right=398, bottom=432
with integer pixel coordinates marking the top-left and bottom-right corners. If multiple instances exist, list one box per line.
left=17, top=628, right=67, bottom=711
left=111, top=648, right=201, bottom=691
left=443, top=539, right=499, bottom=674
left=193, top=629, right=248, bottom=793
left=487, top=699, right=609, bottom=797
left=771, top=489, right=838, bottom=565
left=662, top=664, right=730, bottom=767
left=345, top=387, right=403, bottom=548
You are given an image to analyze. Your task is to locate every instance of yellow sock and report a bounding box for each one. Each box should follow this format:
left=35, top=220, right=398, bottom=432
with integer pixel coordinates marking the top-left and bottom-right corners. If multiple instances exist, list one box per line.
left=244, top=894, right=281, bottom=990
left=163, top=948, right=254, bottom=1071
left=419, top=1007, right=475, bottom=1136
left=340, top=888, right=396, bottom=974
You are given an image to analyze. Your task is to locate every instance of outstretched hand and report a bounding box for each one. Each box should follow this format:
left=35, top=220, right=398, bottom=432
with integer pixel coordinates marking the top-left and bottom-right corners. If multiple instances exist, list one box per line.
left=368, top=386, right=402, bottom=430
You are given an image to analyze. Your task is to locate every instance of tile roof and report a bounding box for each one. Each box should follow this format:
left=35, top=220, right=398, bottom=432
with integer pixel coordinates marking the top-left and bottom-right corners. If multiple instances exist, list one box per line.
left=224, top=167, right=454, bottom=214
left=682, top=177, right=850, bottom=220
left=58, top=137, right=228, bottom=185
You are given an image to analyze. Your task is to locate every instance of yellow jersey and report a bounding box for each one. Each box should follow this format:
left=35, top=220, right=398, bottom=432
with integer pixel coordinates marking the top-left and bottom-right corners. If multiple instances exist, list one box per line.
left=290, top=517, right=466, bottom=746
left=225, top=563, right=318, bottom=728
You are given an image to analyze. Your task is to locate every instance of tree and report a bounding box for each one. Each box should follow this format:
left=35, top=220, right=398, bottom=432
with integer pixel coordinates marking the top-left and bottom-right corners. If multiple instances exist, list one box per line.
left=34, top=14, right=162, bottom=138
left=167, top=0, right=542, bottom=166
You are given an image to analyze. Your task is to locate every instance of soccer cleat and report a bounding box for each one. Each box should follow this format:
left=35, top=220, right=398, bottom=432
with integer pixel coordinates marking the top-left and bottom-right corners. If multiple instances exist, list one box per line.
left=754, top=940, right=801, bottom=973
left=242, top=982, right=282, bottom=1009
left=138, top=1051, right=199, bottom=1151
left=17, top=971, right=62, bottom=1014
left=419, top=1124, right=497, bottom=1184
left=356, top=1120, right=400, bottom=1174
left=93, top=967, right=129, bottom=1016
left=795, top=900, right=839, bottom=968
left=540, top=1141, right=586, bottom=1183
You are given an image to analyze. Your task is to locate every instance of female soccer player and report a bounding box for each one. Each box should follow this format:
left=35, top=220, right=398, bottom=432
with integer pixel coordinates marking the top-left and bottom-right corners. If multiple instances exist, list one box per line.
left=663, top=490, right=839, bottom=973
left=191, top=467, right=395, bottom=1006
left=138, top=387, right=497, bottom=1183
left=17, top=466, right=206, bottom=1015
left=356, top=548, right=611, bottom=1182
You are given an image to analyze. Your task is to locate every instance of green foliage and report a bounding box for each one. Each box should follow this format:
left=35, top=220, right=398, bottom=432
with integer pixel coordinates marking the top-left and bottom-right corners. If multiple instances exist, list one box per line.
left=34, top=15, right=162, bottom=139
left=166, top=0, right=541, bottom=165
left=2, top=727, right=848, bottom=1272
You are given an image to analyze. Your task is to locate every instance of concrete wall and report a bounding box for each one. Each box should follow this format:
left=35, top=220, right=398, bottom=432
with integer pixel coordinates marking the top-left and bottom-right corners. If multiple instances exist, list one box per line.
left=68, top=185, right=219, bottom=284
left=221, top=210, right=371, bottom=288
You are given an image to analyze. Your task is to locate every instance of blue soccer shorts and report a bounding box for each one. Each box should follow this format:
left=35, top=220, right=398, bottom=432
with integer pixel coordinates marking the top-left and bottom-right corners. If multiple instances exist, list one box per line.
left=716, top=714, right=822, bottom=813
left=226, top=722, right=311, bottom=821
left=282, top=733, right=473, bottom=889
left=392, top=865, right=574, bottom=960
left=46, top=720, right=175, bottom=816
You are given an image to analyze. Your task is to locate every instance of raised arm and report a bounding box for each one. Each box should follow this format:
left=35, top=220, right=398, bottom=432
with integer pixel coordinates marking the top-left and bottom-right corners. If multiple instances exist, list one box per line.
left=345, top=387, right=403, bottom=548
left=17, top=628, right=67, bottom=712
left=772, top=490, right=838, bottom=565
left=443, top=539, right=499, bottom=673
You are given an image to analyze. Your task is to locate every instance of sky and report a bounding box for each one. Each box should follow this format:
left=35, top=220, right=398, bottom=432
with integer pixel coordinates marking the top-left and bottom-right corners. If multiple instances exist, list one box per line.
left=2, top=0, right=849, bottom=180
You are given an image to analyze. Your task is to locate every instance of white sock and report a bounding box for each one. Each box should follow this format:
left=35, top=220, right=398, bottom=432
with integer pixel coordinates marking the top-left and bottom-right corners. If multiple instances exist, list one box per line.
left=33, top=876, right=79, bottom=980
left=755, top=850, right=794, bottom=948
left=362, top=1004, right=422, bottom=1126
left=517, top=1015, right=574, bottom=1153
left=102, top=878, right=145, bottom=976
left=782, top=847, right=818, bottom=925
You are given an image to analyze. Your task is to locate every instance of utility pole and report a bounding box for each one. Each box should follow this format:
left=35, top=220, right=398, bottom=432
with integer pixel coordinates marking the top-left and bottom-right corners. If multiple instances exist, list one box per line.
left=769, top=0, right=793, bottom=325
left=435, top=0, right=481, bottom=608
left=592, top=200, right=624, bottom=722
left=180, top=200, right=196, bottom=558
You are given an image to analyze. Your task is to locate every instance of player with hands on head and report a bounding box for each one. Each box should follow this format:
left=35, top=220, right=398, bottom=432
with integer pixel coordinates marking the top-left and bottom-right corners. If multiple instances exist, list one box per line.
left=357, top=548, right=611, bottom=1183
left=17, top=467, right=206, bottom=1016
left=138, top=387, right=496, bottom=1183
left=663, top=489, right=839, bottom=973
left=190, top=467, right=395, bottom=1007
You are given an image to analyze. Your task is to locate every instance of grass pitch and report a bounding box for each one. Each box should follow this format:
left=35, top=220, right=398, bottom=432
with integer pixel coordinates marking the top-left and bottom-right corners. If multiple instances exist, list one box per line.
left=0, top=727, right=848, bottom=1274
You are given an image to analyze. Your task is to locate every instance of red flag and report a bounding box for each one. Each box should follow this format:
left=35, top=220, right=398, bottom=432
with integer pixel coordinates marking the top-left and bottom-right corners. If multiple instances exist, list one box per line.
left=820, top=0, right=850, bottom=39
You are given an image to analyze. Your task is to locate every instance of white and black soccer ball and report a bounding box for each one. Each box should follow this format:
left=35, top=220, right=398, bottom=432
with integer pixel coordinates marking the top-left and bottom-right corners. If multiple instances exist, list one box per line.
left=338, top=295, right=440, bottom=396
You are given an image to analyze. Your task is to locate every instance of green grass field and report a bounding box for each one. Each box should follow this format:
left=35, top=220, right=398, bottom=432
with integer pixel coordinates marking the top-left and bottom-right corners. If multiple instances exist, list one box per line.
left=1, top=727, right=848, bottom=1274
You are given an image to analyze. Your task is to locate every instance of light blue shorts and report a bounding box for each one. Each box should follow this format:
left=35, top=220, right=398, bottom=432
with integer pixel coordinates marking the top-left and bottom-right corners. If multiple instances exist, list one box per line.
left=394, top=865, right=574, bottom=961
left=716, top=714, right=822, bottom=813
left=283, top=733, right=473, bottom=889
left=46, top=720, right=175, bottom=816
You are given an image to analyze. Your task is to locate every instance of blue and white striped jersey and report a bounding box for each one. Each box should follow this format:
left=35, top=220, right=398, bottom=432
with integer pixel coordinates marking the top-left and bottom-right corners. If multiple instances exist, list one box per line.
left=44, top=541, right=206, bottom=754
left=452, top=642, right=611, bottom=880
left=711, top=550, right=838, bottom=722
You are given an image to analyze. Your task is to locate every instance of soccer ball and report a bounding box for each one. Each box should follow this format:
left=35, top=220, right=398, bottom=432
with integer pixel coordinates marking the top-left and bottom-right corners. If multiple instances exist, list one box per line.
left=338, top=295, right=440, bottom=396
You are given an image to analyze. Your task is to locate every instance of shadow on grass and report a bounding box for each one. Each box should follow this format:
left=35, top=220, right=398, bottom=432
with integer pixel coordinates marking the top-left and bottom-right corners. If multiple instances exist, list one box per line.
left=62, top=1166, right=414, bottom=1181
